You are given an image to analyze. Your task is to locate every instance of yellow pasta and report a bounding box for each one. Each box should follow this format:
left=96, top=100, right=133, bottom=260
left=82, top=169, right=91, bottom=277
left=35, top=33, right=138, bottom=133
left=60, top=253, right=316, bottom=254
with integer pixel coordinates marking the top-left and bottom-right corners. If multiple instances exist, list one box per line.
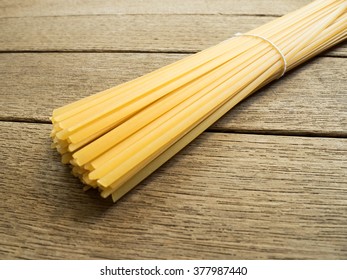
left=51, top=0, right=347, bottom=202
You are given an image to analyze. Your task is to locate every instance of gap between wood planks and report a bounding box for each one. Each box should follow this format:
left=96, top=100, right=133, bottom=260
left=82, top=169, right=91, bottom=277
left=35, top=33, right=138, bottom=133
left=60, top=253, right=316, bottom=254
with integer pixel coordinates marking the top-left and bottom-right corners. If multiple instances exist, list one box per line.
left=1, top=118, right=346, bottom=140
left=0, top=50, right=344, bottom=58
left=0, top=13, right=283, bottom=20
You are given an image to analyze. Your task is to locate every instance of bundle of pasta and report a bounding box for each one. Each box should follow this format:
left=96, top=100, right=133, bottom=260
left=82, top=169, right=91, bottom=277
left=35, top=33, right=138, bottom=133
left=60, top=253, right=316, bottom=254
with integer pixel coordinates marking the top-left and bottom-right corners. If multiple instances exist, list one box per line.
left=51, top=0, right=347, bottom=202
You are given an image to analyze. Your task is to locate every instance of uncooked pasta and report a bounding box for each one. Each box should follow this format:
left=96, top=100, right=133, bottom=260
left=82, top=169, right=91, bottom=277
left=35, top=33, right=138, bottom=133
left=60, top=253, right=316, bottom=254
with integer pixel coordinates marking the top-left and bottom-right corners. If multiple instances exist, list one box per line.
left=51, top=0, right=347, bottom=202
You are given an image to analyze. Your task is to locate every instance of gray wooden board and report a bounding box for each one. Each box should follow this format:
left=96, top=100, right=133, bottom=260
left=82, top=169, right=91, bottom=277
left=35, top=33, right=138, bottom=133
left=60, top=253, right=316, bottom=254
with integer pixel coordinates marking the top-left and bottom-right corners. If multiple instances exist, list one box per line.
left=0, top=14, right=345, bottom=55
left=0, top=0, right=313, bottom=17
left=0, top=121, right=346, bottom=259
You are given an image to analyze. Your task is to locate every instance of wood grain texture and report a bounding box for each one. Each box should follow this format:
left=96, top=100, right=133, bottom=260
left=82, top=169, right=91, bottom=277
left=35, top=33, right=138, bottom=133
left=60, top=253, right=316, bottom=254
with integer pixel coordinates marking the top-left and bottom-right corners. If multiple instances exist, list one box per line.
left=0, top=0, right=346, bottom=261
left=0, top=53, right=346, bottom=136
left=0, top=0, right=312, bottom=17
left=0, top=14, right=345, bottom=56
left=0, top=121, right=346, bottom=259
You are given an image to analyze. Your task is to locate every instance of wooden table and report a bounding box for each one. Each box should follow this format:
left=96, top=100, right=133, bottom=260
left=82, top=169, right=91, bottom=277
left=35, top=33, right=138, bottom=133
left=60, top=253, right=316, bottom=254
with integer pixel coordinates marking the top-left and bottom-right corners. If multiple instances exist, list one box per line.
left=0, top=0, right=346, bottom=259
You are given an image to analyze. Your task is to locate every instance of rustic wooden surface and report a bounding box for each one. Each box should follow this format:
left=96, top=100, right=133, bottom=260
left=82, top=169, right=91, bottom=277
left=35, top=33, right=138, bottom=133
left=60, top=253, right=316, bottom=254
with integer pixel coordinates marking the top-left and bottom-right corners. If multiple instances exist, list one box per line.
left=1, top=14, right=346, bottom=55
left=0, top=0, right=313, bottom=17
left=0, top=0, right=346, bottom=260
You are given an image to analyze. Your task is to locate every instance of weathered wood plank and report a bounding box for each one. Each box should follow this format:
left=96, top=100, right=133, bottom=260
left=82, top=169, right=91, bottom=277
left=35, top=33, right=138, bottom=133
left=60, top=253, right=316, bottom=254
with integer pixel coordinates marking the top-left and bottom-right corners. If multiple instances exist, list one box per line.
left=0, top=53, right=346, bottom=136
left=0, top=0, right=312, bottom=17
left=0, top=121, right=346, bottom=259
left=0, top=14, right=345, bottom=56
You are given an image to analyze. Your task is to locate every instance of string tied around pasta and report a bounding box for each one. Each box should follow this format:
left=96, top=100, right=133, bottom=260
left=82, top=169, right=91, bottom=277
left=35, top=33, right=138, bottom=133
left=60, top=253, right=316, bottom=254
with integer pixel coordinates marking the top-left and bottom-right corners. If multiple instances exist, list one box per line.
left=234, top=33, right=287, bottom=78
